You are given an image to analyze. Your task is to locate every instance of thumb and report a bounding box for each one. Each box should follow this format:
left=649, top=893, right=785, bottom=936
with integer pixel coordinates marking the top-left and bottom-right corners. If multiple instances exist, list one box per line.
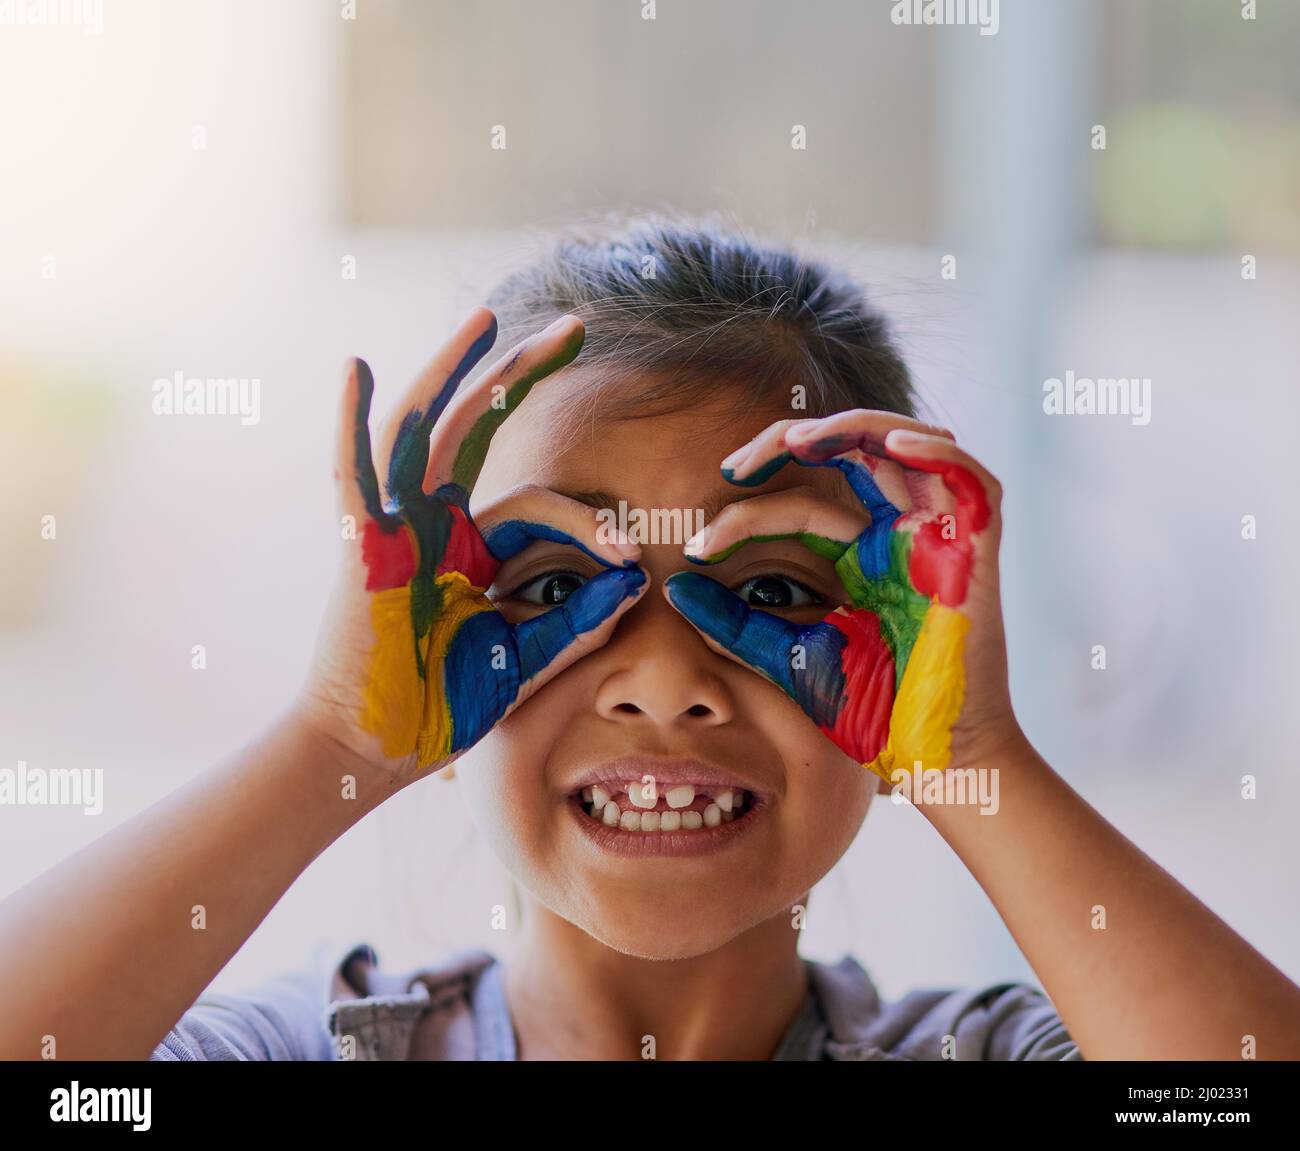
left=512, top=564, right=648, bottom=689
left=663, top=572, right=896, bottom=765
left=437, top=566, right=648, bottom=756
left=662, top=571, right=806, bottom=693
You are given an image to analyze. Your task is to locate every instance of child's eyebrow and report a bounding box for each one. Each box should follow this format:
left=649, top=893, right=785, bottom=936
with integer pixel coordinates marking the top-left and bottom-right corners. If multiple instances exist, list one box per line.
left=560, top=484, right=861, bottom=524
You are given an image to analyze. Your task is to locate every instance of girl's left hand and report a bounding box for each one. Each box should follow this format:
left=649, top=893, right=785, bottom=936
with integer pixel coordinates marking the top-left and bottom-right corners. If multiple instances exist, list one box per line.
left=663, top=410, right=1021, bottom=784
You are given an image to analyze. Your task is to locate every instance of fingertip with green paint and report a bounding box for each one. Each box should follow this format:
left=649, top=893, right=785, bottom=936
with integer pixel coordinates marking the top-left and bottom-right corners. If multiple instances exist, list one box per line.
left=682, top=527, right=716, bottom=564
left=682, top=529, right=849, bottom=566
left=448, top=316, right=587, bottom=490
left=720, top=449, right=793, bottom=487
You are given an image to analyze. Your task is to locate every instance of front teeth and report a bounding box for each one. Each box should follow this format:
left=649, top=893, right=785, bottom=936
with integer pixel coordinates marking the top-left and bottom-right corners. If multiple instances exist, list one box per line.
left=583, top=785, right=749, bottom=831
left=665, top=785, right=694, bottom=809
left=628, top=781, right=657, bottom=809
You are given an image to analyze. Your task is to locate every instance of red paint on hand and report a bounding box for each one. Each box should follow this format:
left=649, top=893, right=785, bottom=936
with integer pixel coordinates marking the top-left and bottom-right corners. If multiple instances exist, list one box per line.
left=892, top=454, right=991, bottom=608
left=819, top=609, right=895, bottom=765
left=908, top=521, right=974, bottom=607
left=436, top=504, right=499, bottom=589
left=361, top=520, right=417, bottom=591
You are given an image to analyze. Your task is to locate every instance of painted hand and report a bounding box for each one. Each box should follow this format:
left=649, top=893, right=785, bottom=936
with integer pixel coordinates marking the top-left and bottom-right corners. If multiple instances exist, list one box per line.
left=308, top=308, right=647, bottom=776
left=662, top=410, right=1011, bottom=782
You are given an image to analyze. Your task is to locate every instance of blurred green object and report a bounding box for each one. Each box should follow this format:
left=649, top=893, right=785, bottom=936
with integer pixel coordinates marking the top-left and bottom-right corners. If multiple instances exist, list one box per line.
left=1098, top=103, right=1236, bottom=249
left=0, top=365, right=115, bottom=629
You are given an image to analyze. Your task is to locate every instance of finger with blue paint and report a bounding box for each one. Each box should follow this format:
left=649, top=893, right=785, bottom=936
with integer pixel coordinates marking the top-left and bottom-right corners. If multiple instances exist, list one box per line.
left=666, top=482, right=896, bottom=762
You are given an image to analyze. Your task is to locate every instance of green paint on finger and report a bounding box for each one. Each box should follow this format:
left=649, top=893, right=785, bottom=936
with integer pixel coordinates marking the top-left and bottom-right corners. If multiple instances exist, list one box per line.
left=835, top=533, right=929, bottom=691
left=687, top=531, right=849, bottom=565
left=450, top=325, right=586, bottom=489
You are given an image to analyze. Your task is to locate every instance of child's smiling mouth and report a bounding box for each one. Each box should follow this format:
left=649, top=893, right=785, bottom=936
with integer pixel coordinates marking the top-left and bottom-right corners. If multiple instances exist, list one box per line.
left=563, top=757, right=770, bottom=857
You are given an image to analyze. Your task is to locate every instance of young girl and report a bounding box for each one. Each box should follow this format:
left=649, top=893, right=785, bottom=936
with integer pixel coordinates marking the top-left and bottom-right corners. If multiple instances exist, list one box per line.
left=4, top=215, right=1299, bottom=1061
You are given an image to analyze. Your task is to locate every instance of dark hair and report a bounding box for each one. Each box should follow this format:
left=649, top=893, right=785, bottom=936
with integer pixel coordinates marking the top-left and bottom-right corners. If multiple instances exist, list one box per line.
left=474, top=210, right=917, bottom=430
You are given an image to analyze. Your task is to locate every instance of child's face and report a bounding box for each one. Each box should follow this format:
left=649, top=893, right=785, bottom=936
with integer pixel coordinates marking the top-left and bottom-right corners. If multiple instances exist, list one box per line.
left=455, top=369, right=877, bottom=960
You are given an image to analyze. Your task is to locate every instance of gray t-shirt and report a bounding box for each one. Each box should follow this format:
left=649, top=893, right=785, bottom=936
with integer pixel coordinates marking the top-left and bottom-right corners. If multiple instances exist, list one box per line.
left=150, top=941, right=1081, bottom=1061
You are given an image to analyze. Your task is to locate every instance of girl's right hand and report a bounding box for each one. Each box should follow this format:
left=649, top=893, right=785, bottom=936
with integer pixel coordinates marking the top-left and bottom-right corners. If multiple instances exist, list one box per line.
left=299, top=307, right=647, bottom=784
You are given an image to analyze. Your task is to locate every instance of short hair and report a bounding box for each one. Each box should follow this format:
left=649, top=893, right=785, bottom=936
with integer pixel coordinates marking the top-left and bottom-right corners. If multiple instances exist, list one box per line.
left=472, top=209, right=917, bottom=431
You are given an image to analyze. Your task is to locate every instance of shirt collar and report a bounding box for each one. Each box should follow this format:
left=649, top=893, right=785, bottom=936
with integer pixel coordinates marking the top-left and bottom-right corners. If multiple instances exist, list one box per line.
left=471, top=952, right=895, bottom=1061
left=327, top=942, right=895, bottom=1061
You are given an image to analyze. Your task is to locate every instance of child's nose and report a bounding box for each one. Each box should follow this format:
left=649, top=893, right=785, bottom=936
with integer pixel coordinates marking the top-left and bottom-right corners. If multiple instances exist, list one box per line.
left=591, top=584, right=735, bottom=728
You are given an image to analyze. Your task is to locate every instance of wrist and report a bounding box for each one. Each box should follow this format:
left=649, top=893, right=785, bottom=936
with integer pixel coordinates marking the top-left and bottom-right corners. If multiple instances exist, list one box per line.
left=951, top=715, right=1037, bottom=775
left=277, top=699, right=408, bottom=823
left=889, top=720, right=1040, bottom=828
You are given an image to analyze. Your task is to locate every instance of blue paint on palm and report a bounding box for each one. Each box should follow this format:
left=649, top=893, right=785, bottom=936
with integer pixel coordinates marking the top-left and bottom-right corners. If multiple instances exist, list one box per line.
left=443, top=564, right=647, bottom=752
left=444, top=610, right=520, bottom=752
left=663, top=571, right=848, bottom=728
left=736, top=444, right=904, bottom=582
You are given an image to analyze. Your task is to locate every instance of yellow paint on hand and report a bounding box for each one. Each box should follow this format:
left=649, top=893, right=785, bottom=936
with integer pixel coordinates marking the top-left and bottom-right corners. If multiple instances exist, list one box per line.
left=361, top=573, right=499, bottom=765
left=361, top=585, right=425, bottom=759
left=415, top=572, right=496, bottom=766
left=863, top=602, right=970, bottom=782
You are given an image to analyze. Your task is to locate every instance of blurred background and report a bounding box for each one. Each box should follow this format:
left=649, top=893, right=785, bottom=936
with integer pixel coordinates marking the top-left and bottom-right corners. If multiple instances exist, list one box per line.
left=2, top=0, right=1298, bottom=1002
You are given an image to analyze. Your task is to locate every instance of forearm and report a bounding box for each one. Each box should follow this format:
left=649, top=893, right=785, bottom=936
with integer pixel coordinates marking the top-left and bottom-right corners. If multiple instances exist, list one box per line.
left=920, top=734, right=1300, bottom=1060
left=0, top=708, right=396, bottom=1060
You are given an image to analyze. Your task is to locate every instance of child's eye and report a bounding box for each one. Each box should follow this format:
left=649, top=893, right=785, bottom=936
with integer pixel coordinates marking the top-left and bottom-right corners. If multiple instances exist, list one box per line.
left=507, top=569, right=588, bottom=606
left=734, top=574, right=824, bottom=609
